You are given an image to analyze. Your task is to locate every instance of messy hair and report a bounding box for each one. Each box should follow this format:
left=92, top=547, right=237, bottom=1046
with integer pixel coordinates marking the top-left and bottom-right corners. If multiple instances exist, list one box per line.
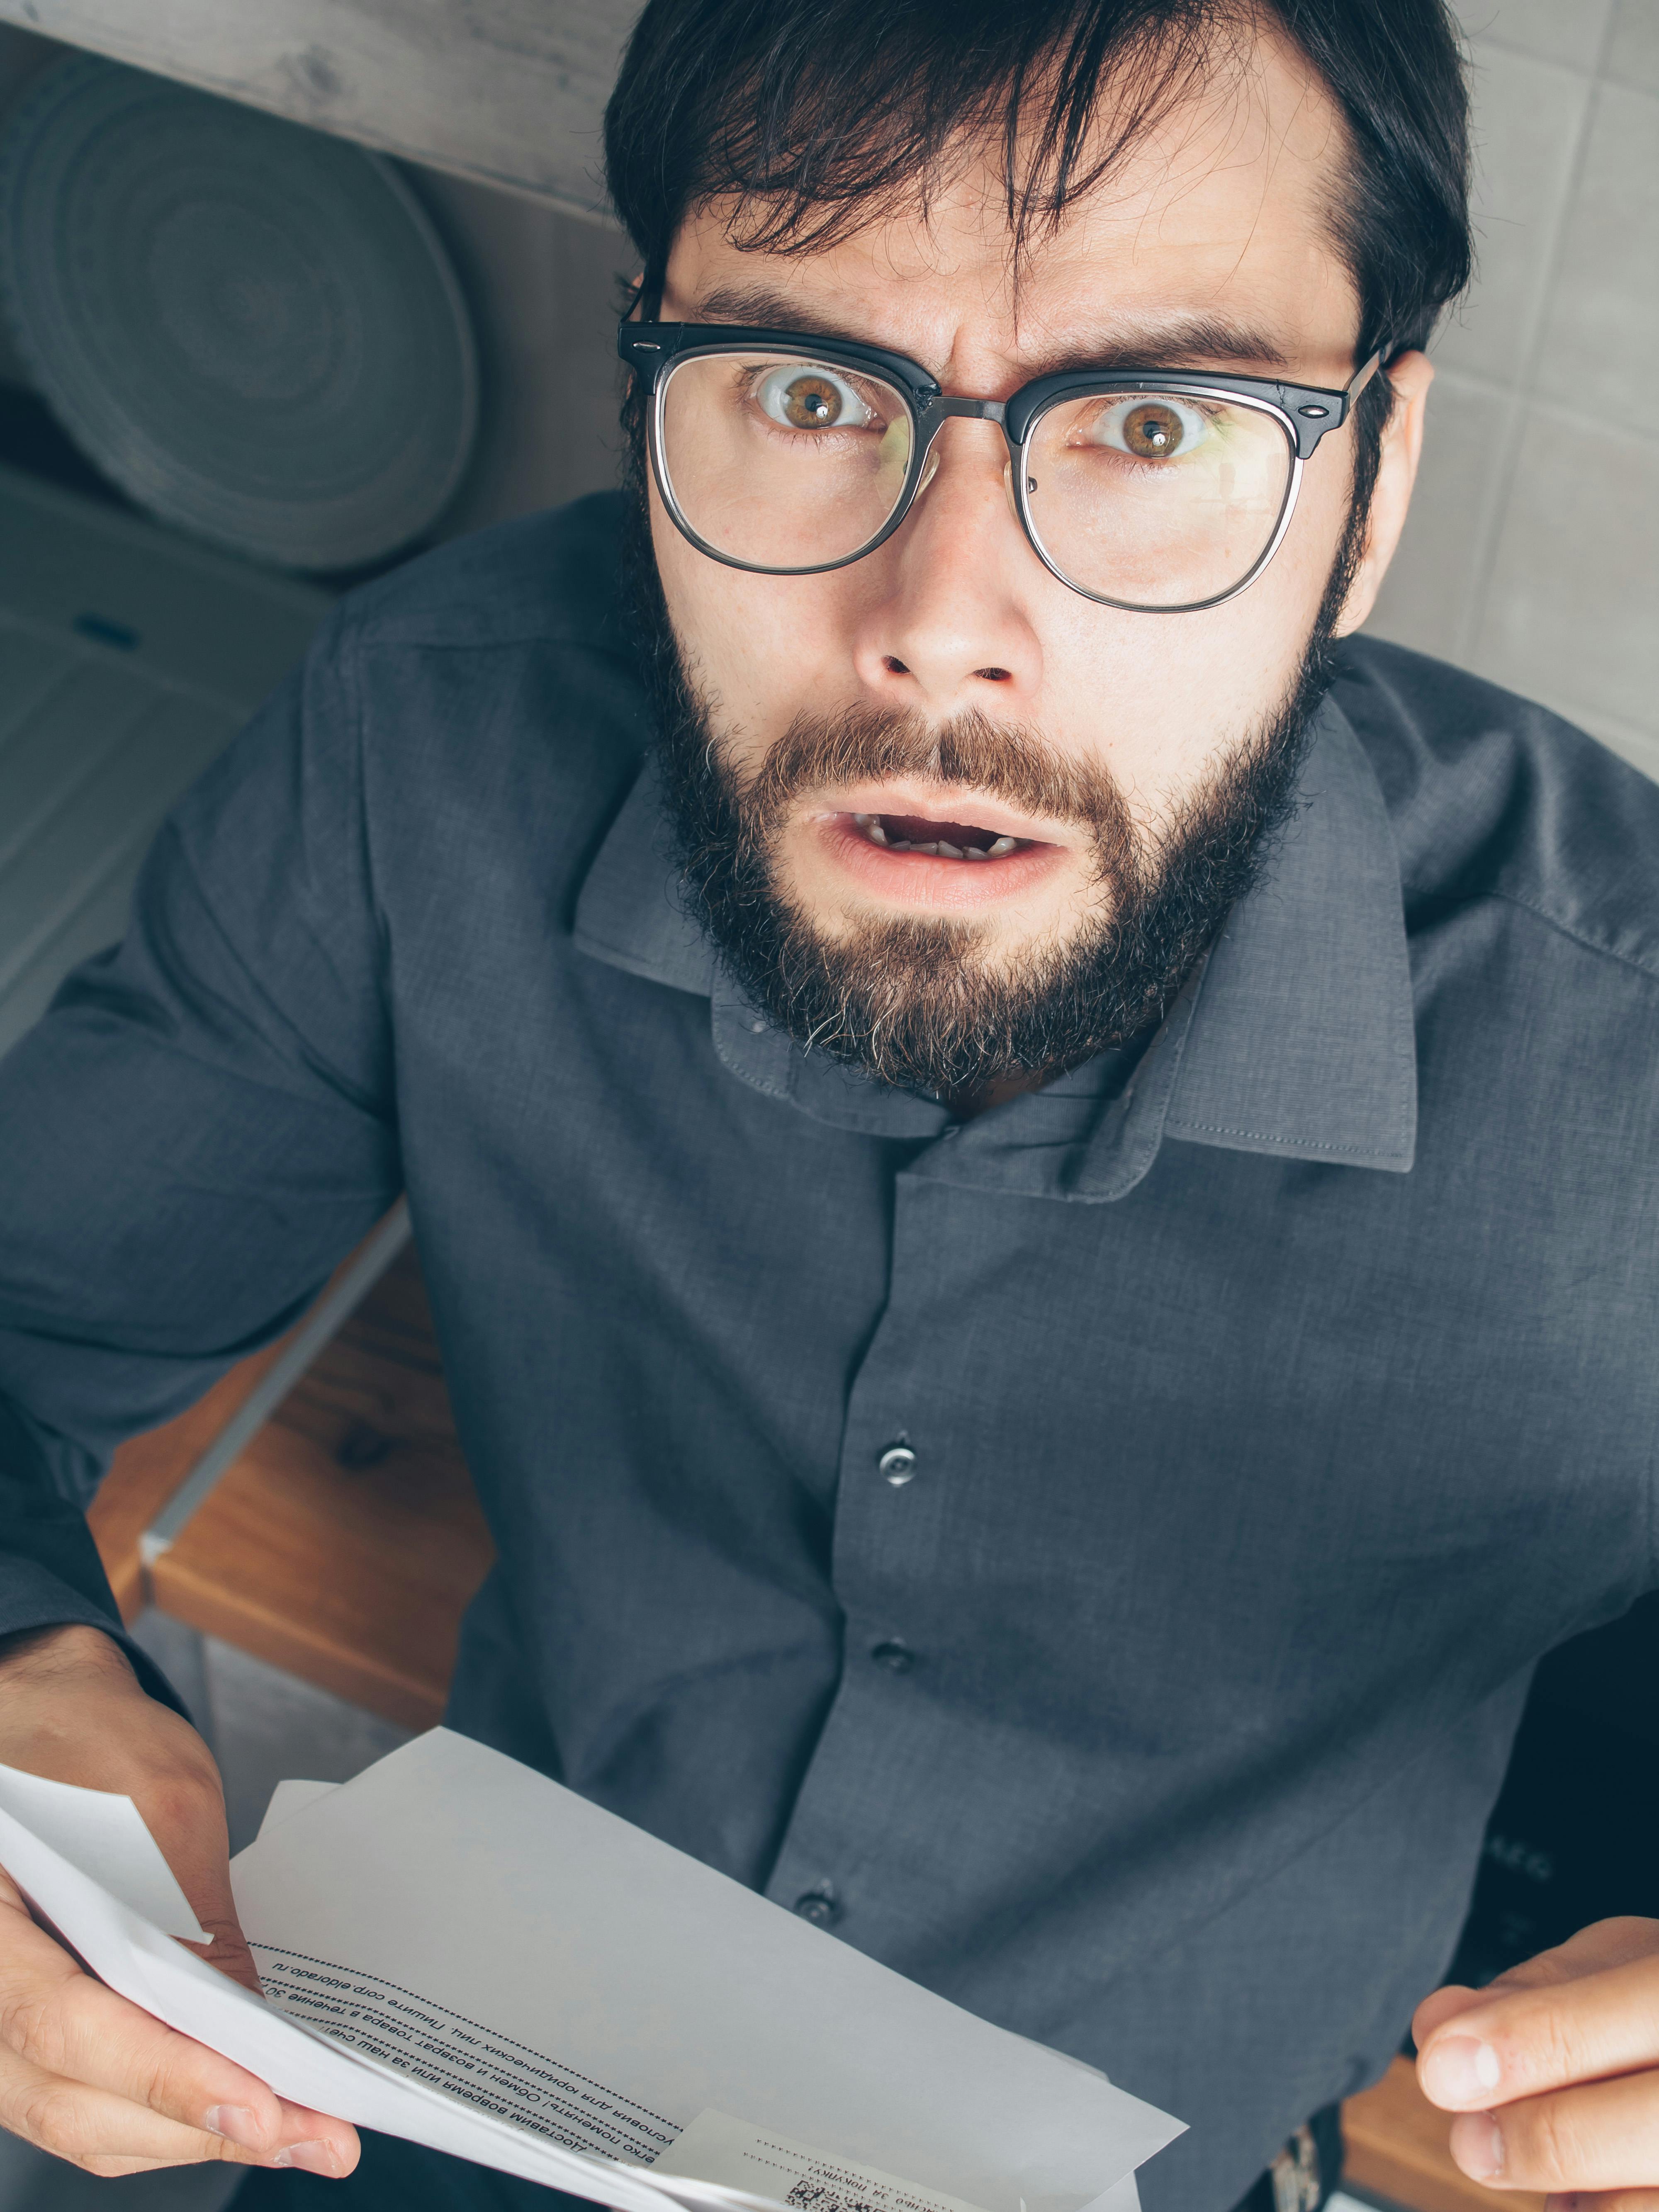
left=603, top=0, right=1472, bottom=365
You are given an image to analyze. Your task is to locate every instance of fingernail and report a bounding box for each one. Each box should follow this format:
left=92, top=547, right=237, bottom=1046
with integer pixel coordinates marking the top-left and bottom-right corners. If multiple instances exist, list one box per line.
left=204, top=2105, right=264, bottom=2149
left=272, top=2141, right=341, bottom=2176
left=1450, top=2112, right=1505, bottom=2182
left=1423, top=2035, right=1502, bottom=2103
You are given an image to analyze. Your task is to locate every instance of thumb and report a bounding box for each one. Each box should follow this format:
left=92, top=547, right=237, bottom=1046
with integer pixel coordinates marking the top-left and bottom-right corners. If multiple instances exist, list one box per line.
left=144, top=1798, right=262, bottom=1996
left=117, top=1758, right=261, bottom=1996
left=182, top=1910, right=263, bottom=1998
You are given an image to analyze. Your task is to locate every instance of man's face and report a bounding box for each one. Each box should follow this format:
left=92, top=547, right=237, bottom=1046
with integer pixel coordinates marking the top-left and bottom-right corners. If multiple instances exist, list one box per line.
left=643, top=26, right=1430, bottom=1092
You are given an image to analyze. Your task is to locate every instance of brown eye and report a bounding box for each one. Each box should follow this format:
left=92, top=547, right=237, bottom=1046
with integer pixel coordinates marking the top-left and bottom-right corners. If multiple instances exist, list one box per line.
left=1121, top=401, right=1183, bottom=457
left=782, top=374, right=841, bottom=428
left=754, top=362, right=874, bottom=432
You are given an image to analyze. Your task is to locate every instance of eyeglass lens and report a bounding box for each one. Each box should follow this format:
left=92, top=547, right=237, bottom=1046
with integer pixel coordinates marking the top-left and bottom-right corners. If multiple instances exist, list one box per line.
left=656, top=349, right=1295, bottom=609
left=658, top=352, right=914, bottom=571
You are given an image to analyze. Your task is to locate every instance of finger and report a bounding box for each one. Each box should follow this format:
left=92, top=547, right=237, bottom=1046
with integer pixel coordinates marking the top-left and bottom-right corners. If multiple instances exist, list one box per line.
left=1419, top=1951, right=1659, bottom=2110
left=81, top=1767, right=265, bottom=1998
left=178, top=1916, right=264, bottom=1999
left=1418, top=1927, right=1659, bottom=2059
left=1546, top=2192, right=1659, bottom=2212
left=0, top=1882, right=358, bottom=2166
left=0, top=2042, right=348, bottom=2178
left=1492, top=1925, right=1659, bottom=1996
left=1, top=1829, right=259, bottom=2006
left=1416, top=1984, right=1489, bottom=2047
left=1449, top=2069, right=1659, bottom=2195
left=1408, top=1930, right=1658, bottom=2056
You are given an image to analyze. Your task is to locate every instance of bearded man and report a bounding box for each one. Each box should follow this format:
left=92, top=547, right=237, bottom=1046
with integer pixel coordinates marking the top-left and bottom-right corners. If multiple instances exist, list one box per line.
left=3, top=4, right=1659, bottom=2211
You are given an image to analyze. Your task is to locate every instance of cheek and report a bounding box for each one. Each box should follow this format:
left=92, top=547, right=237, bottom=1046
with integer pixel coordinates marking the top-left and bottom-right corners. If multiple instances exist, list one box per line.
left=1034, top=564, right=1319, bottom=820
left=649, top=487, right=856, bottom=768
left=1274, top=432, right=1356, bottom=618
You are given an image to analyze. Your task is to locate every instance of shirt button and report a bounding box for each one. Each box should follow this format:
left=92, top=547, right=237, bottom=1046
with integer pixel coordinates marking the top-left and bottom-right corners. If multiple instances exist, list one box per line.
left=877, top=1444, right=917, bottom=1486
left=794, top=1888, right=838, bottom=1925
left=871, top=1638, right=915, bottom=1673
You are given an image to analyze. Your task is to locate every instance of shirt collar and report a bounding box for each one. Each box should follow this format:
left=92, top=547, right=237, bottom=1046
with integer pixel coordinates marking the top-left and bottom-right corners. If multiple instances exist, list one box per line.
left=573, top=696, right=1416, bottom=1192
left=1164, top=696, right=1418, bottom=1174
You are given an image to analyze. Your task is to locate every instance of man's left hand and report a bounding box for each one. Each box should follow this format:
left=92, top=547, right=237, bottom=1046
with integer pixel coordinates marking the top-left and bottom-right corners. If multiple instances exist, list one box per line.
left=1416, top=1918, right=1659, bottom=2212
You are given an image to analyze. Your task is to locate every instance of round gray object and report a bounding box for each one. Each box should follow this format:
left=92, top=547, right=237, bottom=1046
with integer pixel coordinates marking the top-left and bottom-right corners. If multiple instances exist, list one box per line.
left=0, top=56, right=479, bottom=570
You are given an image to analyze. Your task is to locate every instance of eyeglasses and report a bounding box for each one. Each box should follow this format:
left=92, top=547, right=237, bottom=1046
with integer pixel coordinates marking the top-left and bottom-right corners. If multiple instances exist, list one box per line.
left=619, top=321, right=1379, bottom=615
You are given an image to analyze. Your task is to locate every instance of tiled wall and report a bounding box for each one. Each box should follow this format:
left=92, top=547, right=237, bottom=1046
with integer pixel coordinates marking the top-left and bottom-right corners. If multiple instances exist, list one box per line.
left=1366, top=0, right=1659, bottom=781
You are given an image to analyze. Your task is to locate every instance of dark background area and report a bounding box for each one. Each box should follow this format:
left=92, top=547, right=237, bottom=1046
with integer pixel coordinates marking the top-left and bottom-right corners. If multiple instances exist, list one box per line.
left=1442, top=1592, right=1659, bottom=1998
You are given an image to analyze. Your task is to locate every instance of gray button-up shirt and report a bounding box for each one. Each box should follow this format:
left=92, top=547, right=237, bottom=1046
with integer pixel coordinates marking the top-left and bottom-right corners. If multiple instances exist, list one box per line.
left=3, top=493, right=1658, bottom=2212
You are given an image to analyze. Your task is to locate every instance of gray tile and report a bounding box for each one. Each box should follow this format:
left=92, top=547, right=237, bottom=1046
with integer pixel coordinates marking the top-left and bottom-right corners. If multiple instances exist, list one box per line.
left=1470, top=402, right=1659, bottom=734
left=1606, top=0, right=1659, bottom=92
left=1452, top=0, right=1615, bottom=68
left=0, top=654, right=149, bottom=877
left=1363, top=371, right=1516, bottom=661
left=1542, top=702, right=1659, bottom=780
left=203, top=1638, right=409, bottom=1855
left=1432, top=42, right=1593, bottom=386
left=129, top=1610, right=217, bottom=1749
left=1533, top=83, right=1659, bottom=419
left=0, top=690, right=234, bottom=998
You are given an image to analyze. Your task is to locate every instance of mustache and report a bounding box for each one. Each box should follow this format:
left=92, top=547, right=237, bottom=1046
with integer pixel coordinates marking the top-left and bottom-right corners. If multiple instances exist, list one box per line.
left=743, top=704, right=1135, bottom=849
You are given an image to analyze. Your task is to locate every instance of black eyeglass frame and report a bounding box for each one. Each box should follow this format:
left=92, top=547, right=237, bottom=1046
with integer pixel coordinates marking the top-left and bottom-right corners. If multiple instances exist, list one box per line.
left=618, top=319, right=1381, bottom=614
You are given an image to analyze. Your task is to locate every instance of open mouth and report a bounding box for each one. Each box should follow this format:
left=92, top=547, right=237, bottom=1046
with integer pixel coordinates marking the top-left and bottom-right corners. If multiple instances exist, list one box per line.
left=850, top=812, right=1031, bottom=860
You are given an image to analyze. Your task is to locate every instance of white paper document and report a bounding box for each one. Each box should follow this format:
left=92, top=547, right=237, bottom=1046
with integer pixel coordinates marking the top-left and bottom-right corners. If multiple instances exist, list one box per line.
left=0, top=1731, right=1181, bottom=2212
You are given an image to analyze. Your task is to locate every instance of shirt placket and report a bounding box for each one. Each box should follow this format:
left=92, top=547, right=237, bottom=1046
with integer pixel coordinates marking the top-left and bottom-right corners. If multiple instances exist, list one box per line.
left=762, top=1135, right=1001, bottom=1935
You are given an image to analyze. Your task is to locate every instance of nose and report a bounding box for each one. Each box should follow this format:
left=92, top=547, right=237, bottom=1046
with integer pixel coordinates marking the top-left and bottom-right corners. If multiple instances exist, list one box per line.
left=848, top=418, right=1043, bottom=717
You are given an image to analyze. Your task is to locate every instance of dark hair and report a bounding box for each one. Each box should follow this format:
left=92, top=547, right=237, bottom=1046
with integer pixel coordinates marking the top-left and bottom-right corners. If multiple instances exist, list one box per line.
left=603, top=0, right=1472, bottom=366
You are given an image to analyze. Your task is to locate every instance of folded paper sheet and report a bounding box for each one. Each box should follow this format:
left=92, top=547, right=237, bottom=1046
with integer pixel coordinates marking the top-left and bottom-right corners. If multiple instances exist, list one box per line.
left=0, top=1732, right=1182, bottom=2212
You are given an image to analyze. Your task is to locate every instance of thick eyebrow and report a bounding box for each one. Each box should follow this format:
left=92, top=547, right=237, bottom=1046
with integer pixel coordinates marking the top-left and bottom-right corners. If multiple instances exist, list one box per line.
left=684, top=282, right=1293, bottom=380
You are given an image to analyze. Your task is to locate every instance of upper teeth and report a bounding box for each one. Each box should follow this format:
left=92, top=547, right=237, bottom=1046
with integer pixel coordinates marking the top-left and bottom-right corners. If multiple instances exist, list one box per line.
left=852, top=813, right=1020, bottom=859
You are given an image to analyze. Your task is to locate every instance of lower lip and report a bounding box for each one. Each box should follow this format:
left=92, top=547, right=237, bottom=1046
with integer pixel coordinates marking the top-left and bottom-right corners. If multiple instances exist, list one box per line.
left=814, top=814, right=1070, bottom=908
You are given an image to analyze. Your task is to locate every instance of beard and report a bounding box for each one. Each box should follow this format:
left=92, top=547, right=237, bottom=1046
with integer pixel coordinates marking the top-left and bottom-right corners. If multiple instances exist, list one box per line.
left=624, top=456, right=1365, bottom=1101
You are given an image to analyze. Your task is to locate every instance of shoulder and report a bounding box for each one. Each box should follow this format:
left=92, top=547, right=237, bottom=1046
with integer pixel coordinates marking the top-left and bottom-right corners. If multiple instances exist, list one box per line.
left=338, top=489, right=634, bottom=660
left=208, top=491, right=655, bottom=918
left=314, top=491, right=652, bottom=829
left=1334, top=634, right=1659, bottom=988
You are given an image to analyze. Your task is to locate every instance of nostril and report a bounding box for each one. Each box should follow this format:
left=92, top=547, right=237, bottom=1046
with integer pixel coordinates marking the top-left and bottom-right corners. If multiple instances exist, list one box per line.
left=883, top=655, right=910, bottom=675
left=973, top=666, right=1012, bottom=682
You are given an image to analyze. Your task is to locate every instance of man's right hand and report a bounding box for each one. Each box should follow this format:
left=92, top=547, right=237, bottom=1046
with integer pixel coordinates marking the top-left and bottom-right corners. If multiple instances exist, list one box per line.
left=0, top=1623, right=359, bottom=2179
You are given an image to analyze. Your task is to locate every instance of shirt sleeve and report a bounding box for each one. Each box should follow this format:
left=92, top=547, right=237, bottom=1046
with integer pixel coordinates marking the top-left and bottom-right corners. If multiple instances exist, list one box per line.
left=0, top=603, right=402, bottom=1681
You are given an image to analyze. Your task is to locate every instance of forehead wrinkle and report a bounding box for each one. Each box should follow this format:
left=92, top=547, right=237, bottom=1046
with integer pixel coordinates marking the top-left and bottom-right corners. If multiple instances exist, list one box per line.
left=679, top=280, right=1290, bottom=382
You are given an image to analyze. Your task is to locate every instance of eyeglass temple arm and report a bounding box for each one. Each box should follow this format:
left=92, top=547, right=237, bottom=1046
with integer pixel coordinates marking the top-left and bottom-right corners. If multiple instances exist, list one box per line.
left=1348, top=351, right=1383, bottom=401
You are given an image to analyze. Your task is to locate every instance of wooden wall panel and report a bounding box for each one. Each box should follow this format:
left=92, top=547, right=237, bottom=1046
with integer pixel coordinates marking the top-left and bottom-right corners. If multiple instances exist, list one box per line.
left=0, top=0, right=635, bottom=218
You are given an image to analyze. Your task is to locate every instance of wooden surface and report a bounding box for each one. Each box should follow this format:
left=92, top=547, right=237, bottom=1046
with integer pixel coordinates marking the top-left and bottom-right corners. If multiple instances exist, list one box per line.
left=87, top=1218, right=392, bottom=1619
left=89, top=1337, right=296, bottom=1622
left=148, top=1243, right=495, bottom=1730
left=1343, top=2057, right=1547, bottom=2212
left=89, top=1242, right=495, bottom=1730
left=0, top=0, right=633, bottom=219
